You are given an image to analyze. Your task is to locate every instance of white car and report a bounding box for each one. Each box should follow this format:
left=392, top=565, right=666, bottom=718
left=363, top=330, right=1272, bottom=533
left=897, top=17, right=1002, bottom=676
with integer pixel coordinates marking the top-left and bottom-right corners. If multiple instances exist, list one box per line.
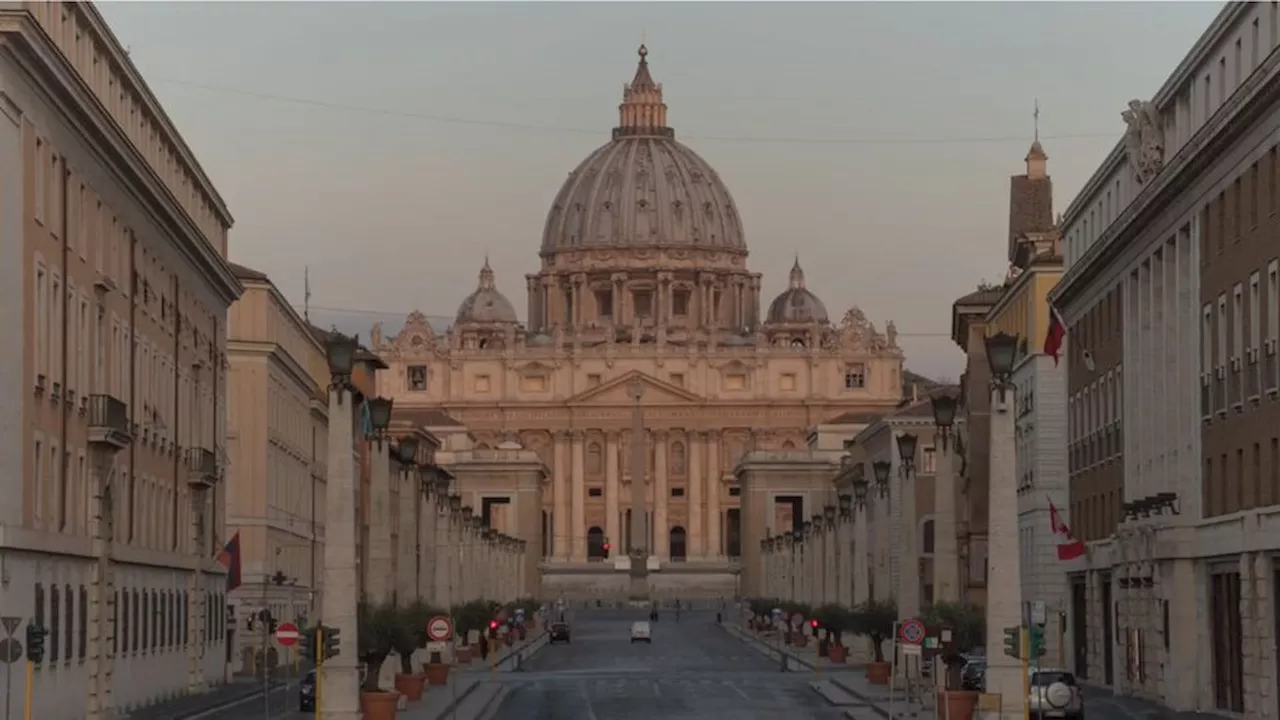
left=630, top=621, right=652, bottom=643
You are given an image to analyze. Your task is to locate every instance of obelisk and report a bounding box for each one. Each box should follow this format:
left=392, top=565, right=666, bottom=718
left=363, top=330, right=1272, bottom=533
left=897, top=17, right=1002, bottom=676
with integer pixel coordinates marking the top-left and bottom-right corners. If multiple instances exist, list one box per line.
left=627, top=377, right=649, bottom=599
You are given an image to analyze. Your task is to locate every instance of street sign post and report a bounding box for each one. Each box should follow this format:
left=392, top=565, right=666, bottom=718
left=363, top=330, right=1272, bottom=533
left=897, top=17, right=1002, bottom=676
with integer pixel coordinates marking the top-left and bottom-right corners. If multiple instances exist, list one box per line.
left=275, top=622, right=299, bottom=647
left=427, top=616, right=454, bottom=642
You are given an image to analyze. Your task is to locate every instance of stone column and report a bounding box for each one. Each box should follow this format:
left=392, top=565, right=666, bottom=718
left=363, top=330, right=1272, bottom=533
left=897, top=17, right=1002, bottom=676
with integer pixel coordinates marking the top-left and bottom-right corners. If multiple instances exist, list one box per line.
left=654, top=431, right=669, bottom=559
left=934, top=441, right=960, bottom=603
left=606, top=432, right=620, bottom=550
left=570, top=431, right=587, bottom=562
left=706, top=431, right=722, bottom=559
left=398, top=467, right=417, bottom=602
left=319, top=386, right=361, bottom=719
left=86, top=450, right=117, bottom=720
left=852, top=501, right=870, bottom=662
left=368, top=440, right=395, bottom=604
left=552, top=431, right=569, bottom=560
left=897, top=453, right=920, bottom=620
left=837, top=517, right=854, bottom=607
left=433, top=503, right=449, bottom=607
left=688, top=431, right=705, bottom=558
left=421, top=486, right=437, bottom=602
left=984, top=387, right=1024, bottom=720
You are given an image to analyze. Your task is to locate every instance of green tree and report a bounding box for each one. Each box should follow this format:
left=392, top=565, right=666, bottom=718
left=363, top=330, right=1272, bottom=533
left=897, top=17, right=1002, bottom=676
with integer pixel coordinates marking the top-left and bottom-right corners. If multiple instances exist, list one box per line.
left=923, top=600, right=986, bottom=689
left=357, top=601, right=408, bottom=692
left=394, top=600, right=435, bottom=674
left=850, top=599, right=897, bottom=663
left=813, top=603, right=851, bottom=646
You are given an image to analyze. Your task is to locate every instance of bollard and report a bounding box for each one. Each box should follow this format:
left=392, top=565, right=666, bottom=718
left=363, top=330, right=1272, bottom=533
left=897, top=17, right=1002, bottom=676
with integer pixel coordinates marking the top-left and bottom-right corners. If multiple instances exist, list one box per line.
left=716, top=612, right=722, bottom=624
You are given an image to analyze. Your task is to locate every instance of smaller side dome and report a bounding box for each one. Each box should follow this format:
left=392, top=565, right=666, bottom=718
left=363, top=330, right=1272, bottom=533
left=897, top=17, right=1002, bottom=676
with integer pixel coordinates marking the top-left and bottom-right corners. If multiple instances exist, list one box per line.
left=766, top=257, right=829, bottom=325
left=456, top=257, right=519, bottom=325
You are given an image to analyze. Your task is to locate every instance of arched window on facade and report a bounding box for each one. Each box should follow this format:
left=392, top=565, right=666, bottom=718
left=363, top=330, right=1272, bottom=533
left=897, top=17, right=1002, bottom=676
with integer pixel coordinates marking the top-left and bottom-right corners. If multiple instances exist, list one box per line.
left=587, top=526, right=605, bottom=560
left=921, top=517, right=936, bottom=555
left=587, top=442, right=603, bottom=475
left=669, top=526, right=687, bottom=561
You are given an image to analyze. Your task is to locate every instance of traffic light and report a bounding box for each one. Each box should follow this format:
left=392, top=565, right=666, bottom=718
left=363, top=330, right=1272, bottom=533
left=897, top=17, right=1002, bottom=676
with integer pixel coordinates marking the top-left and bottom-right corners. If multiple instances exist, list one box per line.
left=299, top=626, right=315, bottom=662
left=1030, top=625, right=1046, bottom=658
left=810, top=619, right=819, bottom=637
left=1002, top=626, right=1023, bottom=660
left=26, top=623, right=47, bottom=664
left=322, top=625, right=340, bottom=660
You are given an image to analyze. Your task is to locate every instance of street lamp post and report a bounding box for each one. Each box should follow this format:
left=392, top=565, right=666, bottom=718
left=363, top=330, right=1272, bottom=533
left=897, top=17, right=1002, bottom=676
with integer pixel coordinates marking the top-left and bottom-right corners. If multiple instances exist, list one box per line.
left=930, top=393, right=961, bottom=603
left=983, top=331, right=1025, bottom=720
left=366, top=397, right=395, bottom=605
left=896, top=432, right=919, bottom=620
left=395, top=437, right=419, bottom=603
left=837, top=493, right=853, bottom=607
left=319, top=332, right=362, bottom=720
left=871, top=460, right=891, bottom=602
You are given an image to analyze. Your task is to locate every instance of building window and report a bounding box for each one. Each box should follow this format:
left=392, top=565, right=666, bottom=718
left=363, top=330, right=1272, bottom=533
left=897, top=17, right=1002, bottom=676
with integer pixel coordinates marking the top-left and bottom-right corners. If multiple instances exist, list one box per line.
left=670, top=442, right=686, bottom=475
left=50, top=586, right=59, bottom=662
left=633, top=290, right=653, bottom=318
left=670, top=487, right=685, bottom=498
left=586, top=442, right=603, bottom=475
left=587, top=373, right=602, bottom=387
left=520, top=375, right=547, bottom=393
left=587, top=487, right=603, bottom=498
left=729, top=486, right=741, bottom=497
left=844, top=364, right=866, bottom=389
left=672, top=290, right=689, bottom=316
left=595, top=289, right=612, bottom=319
left=78, top=586, right=87, bottom=660
left=33, top=584, right=44, bottom=664
left=473, top=375, right=491, bottom=393
left=921, top=446, right=937, bottom=473
left=921, top=518, right=936, bottom=555
left=668, top=373, right=684, bottom=387
left=780, top=373, right=797, bottom=391
left=724, top=373, right=747, bottom=391
left=64, top=583, right=73, bottom=660
left=407, top=365, right=427, bottom=391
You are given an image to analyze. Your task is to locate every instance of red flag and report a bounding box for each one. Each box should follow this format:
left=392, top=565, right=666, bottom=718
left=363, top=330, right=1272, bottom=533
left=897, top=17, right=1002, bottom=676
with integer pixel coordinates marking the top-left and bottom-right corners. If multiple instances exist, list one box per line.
left=1048, top=501, right=1086, bottom=561
left=216, top=532, right=243, bottom=592
left=1043, top=303, right=1066, bottom=366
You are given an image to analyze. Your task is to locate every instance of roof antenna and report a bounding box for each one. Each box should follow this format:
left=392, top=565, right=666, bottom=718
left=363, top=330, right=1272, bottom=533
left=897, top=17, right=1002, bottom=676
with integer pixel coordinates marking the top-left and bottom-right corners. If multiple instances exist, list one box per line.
left=304, top=266, right=312, bottom=322
left=1033, top=97, right=1040, bottom=143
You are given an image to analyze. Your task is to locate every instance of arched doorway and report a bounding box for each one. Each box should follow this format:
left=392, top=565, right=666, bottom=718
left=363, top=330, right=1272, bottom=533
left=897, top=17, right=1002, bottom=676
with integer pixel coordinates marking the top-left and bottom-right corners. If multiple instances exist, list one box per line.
left=587, top=526, right=605, bottom=559
left=669, top=526, right=687, bottom=562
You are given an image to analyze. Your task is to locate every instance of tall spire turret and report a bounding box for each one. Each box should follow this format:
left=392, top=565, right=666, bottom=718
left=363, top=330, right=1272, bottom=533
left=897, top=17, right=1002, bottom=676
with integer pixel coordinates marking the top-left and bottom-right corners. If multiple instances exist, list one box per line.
left=789, top=255, right=806, bottom=290
left=614, top=44, right=673, bottom=139
left=477, top=255, right=496, bottom=291
left=1026, top=98, right=1047, bottom=179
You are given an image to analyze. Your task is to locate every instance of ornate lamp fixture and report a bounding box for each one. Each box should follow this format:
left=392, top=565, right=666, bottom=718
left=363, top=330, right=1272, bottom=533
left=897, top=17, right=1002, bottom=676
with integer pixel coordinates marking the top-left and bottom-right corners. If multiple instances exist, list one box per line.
left=931, top=393, right=958, bottom=451
left=896, top=433, right=918, bottom=474
left=324, top=332, right=359, bottom=395
left=838, top=494, right=853, bottom=519
left=984, top=331, right=1020, bottom=400
left=396, top=435, right=419, bottom=465
left=872, top=460, right=891, bottom=498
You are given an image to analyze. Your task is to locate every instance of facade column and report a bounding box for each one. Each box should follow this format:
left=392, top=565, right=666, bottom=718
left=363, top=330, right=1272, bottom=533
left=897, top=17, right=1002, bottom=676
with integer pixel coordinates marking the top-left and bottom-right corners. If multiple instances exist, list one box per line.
left=570, top=431, right=587, bottom=562
left=706, top=431, right=722, bottom=558
left=319, top=386, right=361, bottom=720
left=654, top=431, right=669, bottom=559
left=852, top=501, right=870, bottom=661
left=86, top=450, right=118, bottom=719
left=934, top=442, right=960, bottom=603
left=688, top=431, right=705, bottom=558
left=606, top=432, right=620, bottom=551
left=897, top=451, right=920, bottom=620
left=552, top=431, right=569, bottom=560
left=985, top=387, right=1024, bottom=720
left=433, top=503, right=449, bottom=606
left=397, top=465, right=416, bottom=602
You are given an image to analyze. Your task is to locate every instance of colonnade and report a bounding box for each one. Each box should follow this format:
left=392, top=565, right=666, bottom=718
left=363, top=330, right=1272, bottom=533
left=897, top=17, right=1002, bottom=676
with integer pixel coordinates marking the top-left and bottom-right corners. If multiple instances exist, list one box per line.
left=549, top=428, right=728, bottom=562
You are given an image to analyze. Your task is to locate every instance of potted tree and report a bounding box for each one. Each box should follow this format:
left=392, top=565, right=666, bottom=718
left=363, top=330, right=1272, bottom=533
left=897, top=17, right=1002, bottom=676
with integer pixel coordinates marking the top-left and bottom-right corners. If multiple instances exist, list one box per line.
left=852, top=599, right=897, bottom=684
left=784, top=602, right=812, bottom=647
left=393, top=600, right=432, bottom=702
left=924, top=601, right=986, bottom=720
left=450, top=604, right=473, bottom=664
left=357, top=601, right=404, bottom=720
left=747, top=598, right=774, bottom=631
left=814, top=604, right=850, bottom=664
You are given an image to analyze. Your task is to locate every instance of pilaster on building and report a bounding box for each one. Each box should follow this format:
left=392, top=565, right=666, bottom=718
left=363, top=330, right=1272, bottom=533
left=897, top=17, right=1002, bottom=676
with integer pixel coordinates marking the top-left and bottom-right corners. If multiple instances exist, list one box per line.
left=1049, top=2, right=1280, bottom=715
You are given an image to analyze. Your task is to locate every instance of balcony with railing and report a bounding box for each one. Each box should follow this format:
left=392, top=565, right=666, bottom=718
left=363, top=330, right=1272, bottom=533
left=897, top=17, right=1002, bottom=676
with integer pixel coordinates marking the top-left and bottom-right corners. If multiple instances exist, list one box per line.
left=186, top=447, right=219, bottom=489
left=87, top=394, right=132, bottom=450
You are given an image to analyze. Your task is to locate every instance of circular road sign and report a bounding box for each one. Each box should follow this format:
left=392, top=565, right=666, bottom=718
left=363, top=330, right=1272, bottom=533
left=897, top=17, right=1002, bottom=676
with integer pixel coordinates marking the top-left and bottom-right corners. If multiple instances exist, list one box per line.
left=427, top=615, right=454, bottom=642
left=275, top=622, right=299, bottom=647
left=899, top=618, right=926, bottom=646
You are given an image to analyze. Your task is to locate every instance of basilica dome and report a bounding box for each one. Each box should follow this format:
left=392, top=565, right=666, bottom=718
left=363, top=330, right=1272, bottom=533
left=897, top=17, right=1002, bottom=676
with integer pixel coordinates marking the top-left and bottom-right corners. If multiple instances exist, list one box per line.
left=455, top=258, right=518, bottom=325
left=766, top=258, right=829, bottom=325
left=540, top=46, right=746, bottom=257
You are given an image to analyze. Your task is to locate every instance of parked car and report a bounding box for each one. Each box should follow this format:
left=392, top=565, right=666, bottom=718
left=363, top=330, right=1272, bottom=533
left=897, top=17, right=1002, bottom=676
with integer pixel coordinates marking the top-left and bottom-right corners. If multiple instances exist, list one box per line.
left=1029, top=668, right=1083, bottom=719
left=549, top=622, right=571, bottom=644
left=300, top=665, right=367, bottom=711
left=960, top=658, right=986, bottom=691
left=630, top=621, right=652, bottom=643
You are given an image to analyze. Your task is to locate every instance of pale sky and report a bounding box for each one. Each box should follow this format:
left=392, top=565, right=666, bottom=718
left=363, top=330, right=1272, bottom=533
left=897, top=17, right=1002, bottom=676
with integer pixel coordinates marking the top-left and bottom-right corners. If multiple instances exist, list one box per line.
left=98, top=1, right=1221, bottom=381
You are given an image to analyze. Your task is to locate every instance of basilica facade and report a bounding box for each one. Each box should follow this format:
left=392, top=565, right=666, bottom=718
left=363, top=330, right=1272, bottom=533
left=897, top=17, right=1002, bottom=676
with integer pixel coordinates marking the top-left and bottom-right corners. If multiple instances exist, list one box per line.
left=373, top=46, right=905, bottom=588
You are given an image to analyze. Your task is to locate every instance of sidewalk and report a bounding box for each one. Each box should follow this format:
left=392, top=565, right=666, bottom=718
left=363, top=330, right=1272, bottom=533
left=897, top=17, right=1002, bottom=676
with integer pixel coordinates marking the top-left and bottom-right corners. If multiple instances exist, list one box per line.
left=453, top=628, right=549, bottom=675
left=126, top=677, right=293, bottom=720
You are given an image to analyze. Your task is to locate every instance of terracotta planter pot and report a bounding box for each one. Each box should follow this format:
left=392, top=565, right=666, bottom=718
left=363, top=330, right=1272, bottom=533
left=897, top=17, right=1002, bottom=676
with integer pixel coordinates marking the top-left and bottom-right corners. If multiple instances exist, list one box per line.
left=394, top=673, right=426, bottom=701
left=937, top=690, right=980, bottom=720
left=360, top=691, right=400, bottom=720
left=792, top=634, right=809, bottom=648
left=866, top=661, right=891, bottom=685
left=527, top=617, right=538, bottom=630
left=424, top=662, right=450, bottom=686
left=828, top=645, right=848, bottom=664
left=456, top=647, right=472, bottom=664
left=470, top=642, right=481, bottom=657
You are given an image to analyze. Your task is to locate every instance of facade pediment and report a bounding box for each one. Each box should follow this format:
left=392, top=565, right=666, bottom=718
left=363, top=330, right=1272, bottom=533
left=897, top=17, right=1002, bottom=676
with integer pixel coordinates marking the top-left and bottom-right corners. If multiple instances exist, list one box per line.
left=567, top=370, right=703, bottom=406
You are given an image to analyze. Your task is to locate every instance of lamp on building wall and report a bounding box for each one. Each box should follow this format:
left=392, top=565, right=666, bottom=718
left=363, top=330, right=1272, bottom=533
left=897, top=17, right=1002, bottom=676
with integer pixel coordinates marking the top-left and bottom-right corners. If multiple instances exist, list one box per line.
left=838, top=494, right=852, bottom=519
left=435, top=476, right=452, bottom=505
left=396, top=436, right=419, bottom=465
left=802, top=521, right=813, bottom=539
left=852, top=475, right=869, bottom=509
left=823, top=505, right=836, bottom=528
left=984, top=332, right=1020, bottom=400
left=896, top=433, right=918, bottom=474
left=760, top=538, right=770, bottom=551
left=449, top=495, right=462, bottom=511
left=931, top=394, right=958, bottom=451
left=324, top=332, right=359, bottom=397
left=872, top=461, right=891, bottom=498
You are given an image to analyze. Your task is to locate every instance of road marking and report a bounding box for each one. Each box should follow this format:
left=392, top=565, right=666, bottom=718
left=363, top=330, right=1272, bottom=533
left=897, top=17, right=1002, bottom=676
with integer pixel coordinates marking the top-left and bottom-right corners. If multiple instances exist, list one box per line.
left=652, top=680, right=661, bottom=696
left=578, top=679, right=601, bottom=720
left=730, top=682, right=751, bottom=700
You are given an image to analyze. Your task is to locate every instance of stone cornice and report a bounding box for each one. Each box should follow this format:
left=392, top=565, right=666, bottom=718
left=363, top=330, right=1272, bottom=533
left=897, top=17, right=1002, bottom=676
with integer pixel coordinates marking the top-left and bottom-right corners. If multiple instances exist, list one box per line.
left=228, top=339, right=321, bottom=399
left=0, top=13, right=242, bottom=306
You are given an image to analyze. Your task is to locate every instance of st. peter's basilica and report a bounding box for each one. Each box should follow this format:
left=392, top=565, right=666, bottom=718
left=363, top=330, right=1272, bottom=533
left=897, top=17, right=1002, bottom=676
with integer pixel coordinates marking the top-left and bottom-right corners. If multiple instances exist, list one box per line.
left=370, top=46, right=909, bottom=595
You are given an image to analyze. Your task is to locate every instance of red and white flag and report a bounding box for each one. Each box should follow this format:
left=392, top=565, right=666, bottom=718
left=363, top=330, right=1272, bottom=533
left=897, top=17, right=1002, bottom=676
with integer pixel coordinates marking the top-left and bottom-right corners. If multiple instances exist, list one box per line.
left=1048, top=500, right=1086, bottom=561
left=1043, top=303, right=1066, bottom=366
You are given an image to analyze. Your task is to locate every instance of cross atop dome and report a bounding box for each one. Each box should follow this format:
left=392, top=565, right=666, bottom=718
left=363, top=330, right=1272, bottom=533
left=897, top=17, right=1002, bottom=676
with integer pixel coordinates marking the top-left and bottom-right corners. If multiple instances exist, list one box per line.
left=789, top=255, right=806, bottom=290
left=477, top=255, right=496, bottom=291
left=614, top=44, right=673, bottom=139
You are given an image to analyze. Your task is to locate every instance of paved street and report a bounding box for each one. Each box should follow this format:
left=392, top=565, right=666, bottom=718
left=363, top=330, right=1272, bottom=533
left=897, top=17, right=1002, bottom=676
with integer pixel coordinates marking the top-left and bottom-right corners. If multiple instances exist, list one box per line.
left=486, top=609, right=845, bottom=720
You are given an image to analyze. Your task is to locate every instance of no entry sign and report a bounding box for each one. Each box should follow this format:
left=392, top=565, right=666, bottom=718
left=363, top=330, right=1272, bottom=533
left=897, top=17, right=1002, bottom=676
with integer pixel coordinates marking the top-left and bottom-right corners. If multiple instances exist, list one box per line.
left=898, top=618, right=926, bottom=646
left=276, top=622, right=299, bottom=647
left=427, top=615, right=454, bottom=642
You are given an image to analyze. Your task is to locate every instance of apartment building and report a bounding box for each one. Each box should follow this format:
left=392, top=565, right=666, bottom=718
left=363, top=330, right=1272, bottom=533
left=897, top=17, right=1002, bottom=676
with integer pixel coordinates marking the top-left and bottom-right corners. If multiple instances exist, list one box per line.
left=225, top=264, right=328, bottom=654
left=1, top=3, right=239, bottom=718
left=1050, top=3, right=1280, bottom=715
